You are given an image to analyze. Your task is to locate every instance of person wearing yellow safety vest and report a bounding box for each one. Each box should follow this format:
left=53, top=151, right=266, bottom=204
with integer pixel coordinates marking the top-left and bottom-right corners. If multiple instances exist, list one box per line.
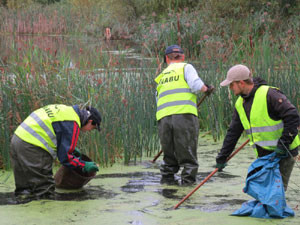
left=155, top=45, right=213, bottom=186
left=215, top=64, right=300, bottom=191
left=10, top=104, right=101, bottom=201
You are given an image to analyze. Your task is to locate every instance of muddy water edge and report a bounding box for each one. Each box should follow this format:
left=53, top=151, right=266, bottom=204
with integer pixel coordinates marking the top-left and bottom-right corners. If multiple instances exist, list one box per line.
left=0, top=136, right=299, bottom=225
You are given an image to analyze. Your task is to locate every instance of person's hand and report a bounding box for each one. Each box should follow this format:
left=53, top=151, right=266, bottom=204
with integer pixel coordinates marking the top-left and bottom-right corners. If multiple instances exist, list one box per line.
left=216, top=163, right=227, bottom=172
left=73, top=147, right=81, bottom=157
left=83, top=161, right=99, bottom=173
left=205, top=84, right=214, bottom=96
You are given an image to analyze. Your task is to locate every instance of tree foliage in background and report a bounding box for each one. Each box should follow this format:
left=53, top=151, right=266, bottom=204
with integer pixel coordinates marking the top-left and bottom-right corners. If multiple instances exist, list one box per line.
left=131, top=0, right=199, bottom=19
left=205, top=0, right=299, bottom=18
left=6, top=0, right=34, bottom=9
left=35, top=0, right=60, bottom=4
left=1, top=0, right=299, bottom=25
left=1, top=0, right=60, bottom=8
left=3, top=0, right=298, bottom=17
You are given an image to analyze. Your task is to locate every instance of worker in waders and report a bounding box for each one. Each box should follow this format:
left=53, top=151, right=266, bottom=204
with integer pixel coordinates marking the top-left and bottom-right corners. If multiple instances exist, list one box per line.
left=155, top=45, right=213, bottom=186
left=10, top=104, right=101, bottom=201
left=215, top=64, right=300, bottom=191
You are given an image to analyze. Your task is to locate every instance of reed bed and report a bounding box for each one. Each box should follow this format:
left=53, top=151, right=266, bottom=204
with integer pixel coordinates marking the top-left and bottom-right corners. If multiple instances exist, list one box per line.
left=1, top=34, right=299, bottom=169
left=0, top=2, right=299, bottom=168
left=195, top=36, right=300, bottom=139
left=0, top=42, right=160, bottom=169
left=0, top=2, right=133, bottom=38
left=135, top=7, right=300, bottom=140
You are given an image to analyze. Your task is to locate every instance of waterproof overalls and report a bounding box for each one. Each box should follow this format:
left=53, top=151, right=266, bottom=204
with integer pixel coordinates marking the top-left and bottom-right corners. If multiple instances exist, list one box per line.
left=155, top=63, right=199, bottom=184
left=10, top=104, right=81, bottom=197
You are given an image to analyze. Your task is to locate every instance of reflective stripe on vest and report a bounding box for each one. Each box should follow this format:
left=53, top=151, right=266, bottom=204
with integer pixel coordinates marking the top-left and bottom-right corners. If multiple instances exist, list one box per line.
left=20, top=121, right=56, bottom=159
left=157, top=100, right=197, bottom=111
left=235, top=85, right=300, bottom=156
left=158, top=88, right=192, bottom=98
left=14, top=104, right=81, bottom=159
left=155, top=63, right=197, bottom=121
left=30, top=112, right=57, bottom=146
left=244, top=123, right=284, bottom=135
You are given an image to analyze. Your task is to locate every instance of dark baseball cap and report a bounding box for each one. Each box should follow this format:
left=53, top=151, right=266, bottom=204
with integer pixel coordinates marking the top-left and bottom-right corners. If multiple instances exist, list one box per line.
left=164, top=45, right=184, bottom=55
left=86, top=106, right=102, bottom=132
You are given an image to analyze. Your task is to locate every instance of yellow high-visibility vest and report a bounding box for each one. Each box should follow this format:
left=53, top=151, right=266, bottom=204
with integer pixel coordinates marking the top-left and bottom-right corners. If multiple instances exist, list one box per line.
left=235, top=85, right=300, bottom=156
left=155, top=63, right=197, bottom=121
left=15, top=104, right=81, bottom=158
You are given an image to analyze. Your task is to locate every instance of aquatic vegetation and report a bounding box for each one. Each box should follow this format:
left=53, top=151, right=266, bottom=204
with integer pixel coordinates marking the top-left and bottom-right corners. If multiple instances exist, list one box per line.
left=0, top=40, right=159, bottom=168
left=0, top=138, right=299, bottom=224
left=0, top=1, right=299, bottom=168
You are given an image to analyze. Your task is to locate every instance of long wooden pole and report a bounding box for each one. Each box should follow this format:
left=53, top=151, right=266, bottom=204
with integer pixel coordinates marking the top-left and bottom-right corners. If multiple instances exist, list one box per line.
left=173, top=139, right=250, bottom=209
left=150, top=149, right=163, bottom=163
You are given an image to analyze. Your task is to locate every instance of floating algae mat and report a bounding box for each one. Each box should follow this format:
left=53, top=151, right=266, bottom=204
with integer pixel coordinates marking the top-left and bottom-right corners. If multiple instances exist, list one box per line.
left=0, top=137, right=300, bottom=225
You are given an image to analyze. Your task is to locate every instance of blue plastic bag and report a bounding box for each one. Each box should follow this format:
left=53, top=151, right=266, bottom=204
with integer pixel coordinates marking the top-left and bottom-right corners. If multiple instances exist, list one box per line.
left=232, top=152, right=294, bottom=218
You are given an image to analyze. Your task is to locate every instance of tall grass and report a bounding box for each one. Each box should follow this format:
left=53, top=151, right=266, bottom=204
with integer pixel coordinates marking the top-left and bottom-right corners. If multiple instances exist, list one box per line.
left=0, top=41, right=159, bottom=169
left=134, top=7, right=300, bottom=140
left=1, top=33, right=299, bottom=169
left=0, top=1, right=135, bottom=38
left=0, top=1, right=299, bottom=168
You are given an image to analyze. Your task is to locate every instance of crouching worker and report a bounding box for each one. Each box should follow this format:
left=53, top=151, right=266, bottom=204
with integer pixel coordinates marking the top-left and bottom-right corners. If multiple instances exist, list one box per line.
left=10, top=104, right=101, bottom=201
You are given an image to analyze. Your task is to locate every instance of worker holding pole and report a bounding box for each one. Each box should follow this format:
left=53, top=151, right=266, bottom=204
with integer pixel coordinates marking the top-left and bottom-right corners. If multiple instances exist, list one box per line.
left=10, top=104, right=101, bottom=201
left=174, top=64, right=299, bottom=210
left=155, top=44, right=213, bottom=186
left=215, top=64, right=300, bottom=191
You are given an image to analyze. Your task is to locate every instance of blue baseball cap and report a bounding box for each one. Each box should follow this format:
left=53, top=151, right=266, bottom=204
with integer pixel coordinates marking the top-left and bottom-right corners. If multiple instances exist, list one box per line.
left=164, top=45, right=184, bottom=63
left=164, top=45, right=184, bottom=55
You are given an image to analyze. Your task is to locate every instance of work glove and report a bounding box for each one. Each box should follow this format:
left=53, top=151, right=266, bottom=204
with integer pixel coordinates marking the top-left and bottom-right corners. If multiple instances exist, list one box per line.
left=216, top=163, right=227, bottom=172
left=73, top=147, right=81, bottom=157
left=83, top=161, right=99, bottom=173
left=205, top=84, right=214, bottom=96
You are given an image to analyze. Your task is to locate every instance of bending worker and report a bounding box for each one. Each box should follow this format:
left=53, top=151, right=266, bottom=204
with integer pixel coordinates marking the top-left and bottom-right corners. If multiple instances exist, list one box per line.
left=155, top=44, right=213, bottom=186
left=10, top=104, right=101, bottom=199
left=216, top=64, right=299, bottom=191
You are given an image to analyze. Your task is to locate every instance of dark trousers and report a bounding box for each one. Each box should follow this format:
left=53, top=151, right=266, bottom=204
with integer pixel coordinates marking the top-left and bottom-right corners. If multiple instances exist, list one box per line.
left=158, top=114, right=199, bottom=184
left=10, top=134, right=55, bottom=196
left=279, top=155, right=296, bottom=191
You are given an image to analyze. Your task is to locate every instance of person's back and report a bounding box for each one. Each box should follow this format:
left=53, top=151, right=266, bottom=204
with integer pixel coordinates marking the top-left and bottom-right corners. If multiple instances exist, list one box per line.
left=155, top=45, right=212, bottom=185
left=10, top=104, right=101, bottom=202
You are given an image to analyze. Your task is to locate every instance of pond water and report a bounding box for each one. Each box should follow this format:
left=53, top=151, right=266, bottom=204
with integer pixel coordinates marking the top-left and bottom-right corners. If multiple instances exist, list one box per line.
left=0, top=34, right=146, bottom=69
left=1, top=136, right=299, bottom=225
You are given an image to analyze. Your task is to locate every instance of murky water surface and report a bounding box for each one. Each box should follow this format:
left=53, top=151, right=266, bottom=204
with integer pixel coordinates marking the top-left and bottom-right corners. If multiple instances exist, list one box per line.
left=1, top=137, right=300, bottom=225
left=0, top=34, right=145, bottom=68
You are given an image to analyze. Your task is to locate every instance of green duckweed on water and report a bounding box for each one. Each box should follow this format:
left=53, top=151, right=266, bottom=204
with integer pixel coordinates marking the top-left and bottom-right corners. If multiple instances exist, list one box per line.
left=0, top=136, right=299, bottom=225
